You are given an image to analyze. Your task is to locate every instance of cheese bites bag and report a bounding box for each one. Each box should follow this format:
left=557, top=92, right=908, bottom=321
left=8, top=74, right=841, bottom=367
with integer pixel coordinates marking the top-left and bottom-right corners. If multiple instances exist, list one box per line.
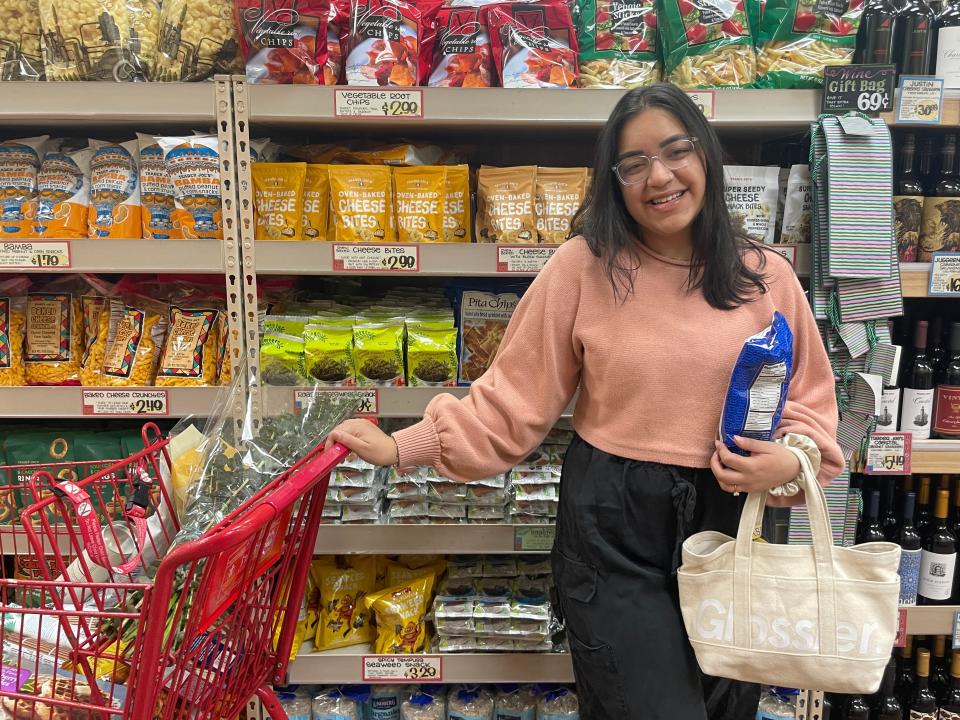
left=87, top=139, right=142, bottom=239
left=159, top=136, right=224, bottom=240
left=536, top=167, right=588, bottom=243
left=723, top=165, right=780, bottom=244
left=138, top=134, right=180, bottom=240
left=476, top=166, right=537, bottom=244
left=443, top=165, right=471, bottom=242
left=303, top=164, right=331, bottom=241
left=35, top=147, right=92, bottom=239
left=253, top=162, right=307, bottom=240
left=329, top=165, right=396, bottom=242
left=393, top=166, right=445, bottom=243
left=0, top=136, right=48, bottom=240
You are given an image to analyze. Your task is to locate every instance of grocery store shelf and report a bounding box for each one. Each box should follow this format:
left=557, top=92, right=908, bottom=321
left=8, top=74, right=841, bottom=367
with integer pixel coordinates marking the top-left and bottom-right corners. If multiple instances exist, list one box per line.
left=901, top=263, right=933, bottom=298
left=314, top=524, right=554, bottom=555
left=0, top=529, right=71, bottom=557
left=287, top=643, right=574, bottom=684
left=904, top=606, right=959, bottom=635
left=23, top=240, right=226, bottom=273
left=912, top=441, right=960, bottom=474
left=0, top=387, right=221, bottom=418
left=0, top=82, right=219, bottom=126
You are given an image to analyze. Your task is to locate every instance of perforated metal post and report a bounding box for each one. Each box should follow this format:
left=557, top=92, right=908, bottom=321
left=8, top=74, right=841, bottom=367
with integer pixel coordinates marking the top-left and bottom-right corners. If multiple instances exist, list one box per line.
left=796, top=690, right=826, bottom=720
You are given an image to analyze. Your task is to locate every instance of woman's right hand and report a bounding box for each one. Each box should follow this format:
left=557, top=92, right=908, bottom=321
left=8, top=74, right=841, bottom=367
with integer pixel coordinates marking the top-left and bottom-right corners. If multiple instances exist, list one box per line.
left=324, top=418, right=400, bottom=467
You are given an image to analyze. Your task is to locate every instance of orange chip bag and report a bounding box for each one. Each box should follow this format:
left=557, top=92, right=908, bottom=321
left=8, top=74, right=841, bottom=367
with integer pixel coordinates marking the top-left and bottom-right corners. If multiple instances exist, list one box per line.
left=364, top=572, right=435, bottom=654
left=87, top=140, right=142, bottom=239
left=329, top=165, right=396, bottom=242
left=138, top=134, right=180, bottom=240
left=303, top=165, right=331, bottom=241
left=35, top=147, right=92, bottom=239
left=443, top=164, right=471, bottom=242
left=393, top=166, right=445, bottom=243
left=0, top=135, right=49, bottom=239
left=159, top=136, right=224, bottom=240
left=98, top=297, right=168, bottom=387
left=0, top=276, right=31, bottom=387
left=477, top=166, right=537, bottom=244
left=253, top=162, right=307, bottom=240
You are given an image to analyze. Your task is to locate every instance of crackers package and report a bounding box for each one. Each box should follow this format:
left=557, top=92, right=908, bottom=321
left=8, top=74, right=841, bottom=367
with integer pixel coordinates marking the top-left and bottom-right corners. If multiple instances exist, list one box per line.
left=158, top=136, right=224, bottom=240
left=329, top=165, right=396, bottom=242
left=393, top=166, right=446, bottom=243
left=35, top=147, right=92, bottom=239
left=364, top=572, right=436, bottom=654
left=253, top=162, right=308, bottom=240
left=303, top=164, right=331, bottom=240
left=0, top=136, right=48, bottom=239
left=723, top=165, right=780, bottom=244
left=138, top=134, right=180, bottom=240
left=453, top=284, right=524, bottom=384
left=444, top=165, right=471, bottom=242
left=477, top=166, right=537, bottom=244
left=536, top=167, right=588, bottom=243
left=87, top=140, right=142, bottom=239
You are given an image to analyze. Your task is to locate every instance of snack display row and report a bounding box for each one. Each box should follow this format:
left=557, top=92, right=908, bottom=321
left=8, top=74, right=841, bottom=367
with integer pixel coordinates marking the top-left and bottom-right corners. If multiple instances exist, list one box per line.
left=0, top=134, right=225, bottom=241
left=0, top=274, right=233, bottom=388
left=0, top=0, right=860, bottom=89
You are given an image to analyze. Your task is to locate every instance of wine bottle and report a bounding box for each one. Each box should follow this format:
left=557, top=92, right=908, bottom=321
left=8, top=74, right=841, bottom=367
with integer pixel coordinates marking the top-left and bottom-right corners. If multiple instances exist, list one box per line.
left=919, top=476, right=934, bottom=537
left=930, top=317, right=948, bottom=376
left=900, top=321, right=937, bottom=440
left=933, top=0, right=960, bottom=88
left=900, top=637, right=918, bottom=709
left=940, top=651, right=960, bottom=716
left=920, top=136, right=960, bottom=261
left=895, top=133, right=925, bottom=264
left=933, top=321, right=960, bottom=440
left=919, top=489, right=957, bottom=605
left=858, top=0, right=900, bottom=63
left=932, top=635, right=950, bottom=701
left=846, top=695, right=870, bottom=719
left=875, top=657, right=903, bottom=719
left=883, top=478, right=901, bottom=541
left=893, top=0, right=936, bottom=76
left=861, top=490, right=889, bottom=544
left=900, top=491, right=923, bottom=606
left=912, top=648, right=939, bottom=717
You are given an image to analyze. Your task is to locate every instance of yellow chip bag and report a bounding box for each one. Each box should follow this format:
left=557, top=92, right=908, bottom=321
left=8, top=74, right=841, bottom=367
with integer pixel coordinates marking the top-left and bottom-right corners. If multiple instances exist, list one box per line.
left=318, top=558, right=377, bottom=650
left=385, top=559, right=446, bottom=588
left=155, top=306, right=221, bottom=387
left=0, top=277, right=30, bottom=387
left=25, top=292, right=83, bottom=386
left=99, top=298, right=168, bottom=387
left=138, top=134, right=180, bottom=240
left=303, top=165, right=330, bottom=241
left=393, top=166, right=445, bottom=243
left=329, top=165, right=396, bottom=243
left=364, top=573, right=436, bottom=655
left=535, top=167, right=588, bottom=244
left=35, top=148, right=92, bottom=239
left=87, top=140, right=142, bottom=239
left=0, top=135, right=48, bottom=239
left=80, top=298, right=109, bottom=387
left=476, top=166, right=537, bottom=244
left=253, top=162, right=307, bottom=241
left=158, top=136, right=223, bottom=240
left=215, top=314, right=233, bottom=386
left=443, top=165, right=471, bottom=243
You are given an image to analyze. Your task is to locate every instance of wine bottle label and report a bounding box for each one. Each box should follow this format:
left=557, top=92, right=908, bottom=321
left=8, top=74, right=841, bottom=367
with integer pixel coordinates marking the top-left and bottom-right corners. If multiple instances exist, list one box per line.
left=878, top=388, right=902, bottom=430
left=894, top=195, right=923, bottom=263
left=936, top=25, right=960, bottom=88
left=911, top=711, right=936, bottom=720
left=939, top=709, right=960, bottom=719
left=900, top=388, right=935, bottom=439
left=919, top=197, right=960, bottom=262
left=899, top=547, right=922, bottom=605
left=933, top=385, right=960, bottom=438
left=919, top=549, right=957, bottom=600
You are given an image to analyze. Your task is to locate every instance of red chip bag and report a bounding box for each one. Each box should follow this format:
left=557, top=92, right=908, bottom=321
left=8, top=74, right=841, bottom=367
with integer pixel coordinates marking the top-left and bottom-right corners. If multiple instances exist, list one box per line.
left=237, top=0, right=329, bottom=84
left=422, top=5, right=495, bottom=87
left=486, top=1, right=579, bottom=88
left=345, top=0, right=440, bottom=86
left=325, top=0, right=350, bottom=84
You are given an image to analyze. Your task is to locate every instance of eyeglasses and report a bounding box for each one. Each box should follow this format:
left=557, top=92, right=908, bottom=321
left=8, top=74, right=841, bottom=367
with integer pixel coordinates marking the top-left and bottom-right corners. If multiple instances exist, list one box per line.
left=611, top=137, right=699, bottom=186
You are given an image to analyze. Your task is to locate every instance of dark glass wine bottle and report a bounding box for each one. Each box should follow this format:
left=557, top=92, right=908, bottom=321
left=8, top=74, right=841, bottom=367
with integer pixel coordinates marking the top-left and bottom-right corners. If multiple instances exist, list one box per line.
left=860, top=490, right=888, bottom=544
left=894, top=133, right=925, bottom=265
left=882, top=478, right=900, bottom=541
left=941, top=651, right=960, bottom=715
left=893, top=0, right=936, bottom=75
left=920, top=136, right=960, bottom=261
left=933, top=0, right=960, bottom=89
left=918, top=476, right=934, bottom=537
left=874, top=657, right=903, bottom=719
left=901, top=321, right=937, bottom=440
left=900, top=491, right=923, bottom=606
left=930, top=317, right=947, bottom=376
left=919, top=489, right=958, bottom=605
left=857, top=0, right=899, bottom=63
left=933, top=321, right=960, bottom=439
left=845, top=695, right=871, bottom=719
left=912, top=648, right=939, bottom=717
left=933, top=635, right=950, bottom=701
left=899, top=637, right=918, bottom=709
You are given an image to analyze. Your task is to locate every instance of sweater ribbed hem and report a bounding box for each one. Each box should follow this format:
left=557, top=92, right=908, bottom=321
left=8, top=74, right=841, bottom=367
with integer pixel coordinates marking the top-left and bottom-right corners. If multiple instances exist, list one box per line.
left=393, top=418, right=443, bottom=469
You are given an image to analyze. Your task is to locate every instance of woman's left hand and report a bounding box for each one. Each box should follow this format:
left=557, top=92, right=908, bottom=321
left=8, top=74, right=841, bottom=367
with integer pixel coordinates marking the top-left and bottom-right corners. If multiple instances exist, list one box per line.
left=710, top=436, right=801, bottom=495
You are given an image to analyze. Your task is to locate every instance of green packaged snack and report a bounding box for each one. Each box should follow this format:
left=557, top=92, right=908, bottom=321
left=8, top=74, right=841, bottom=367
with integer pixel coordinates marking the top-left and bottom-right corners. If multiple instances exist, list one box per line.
left=262, top=315, right=311, bottom=337
left=756, top=0, right=862, bottom=88
left=304, top=324, right=356, bottom=386
left=406, top=321, right=458, bottom=387
left=261, top=332, right=307, bottom=386
left=74, top=430, right=125, bottom=519
left=659, top=0, right=757, bottom=88
left=3, top=430, right=76, bottom=522
left=574, top=0, right=661, bottom=88
left=354, top=320, right=405, bottom=387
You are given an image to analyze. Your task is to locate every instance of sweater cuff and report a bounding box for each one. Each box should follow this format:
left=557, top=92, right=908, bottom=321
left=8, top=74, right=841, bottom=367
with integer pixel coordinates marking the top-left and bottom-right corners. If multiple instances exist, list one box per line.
left=392, top=417, right=443, bottom=470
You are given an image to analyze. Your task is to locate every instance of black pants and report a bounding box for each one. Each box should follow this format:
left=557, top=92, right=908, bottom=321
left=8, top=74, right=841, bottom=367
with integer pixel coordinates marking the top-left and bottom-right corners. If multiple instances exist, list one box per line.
left=551, top=435, right=761, bottom=720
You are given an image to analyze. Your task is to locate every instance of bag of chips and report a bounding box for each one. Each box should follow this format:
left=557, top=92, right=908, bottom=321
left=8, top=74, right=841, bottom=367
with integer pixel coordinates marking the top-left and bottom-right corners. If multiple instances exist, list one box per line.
left=423, top=5, right=495, bottom=87
left=444, top=165, right=472, bottom=242
left=0, top=276, right=30, bottom=387
left=406, top=319, right=457, bottom=387
left=158, top=136, right=223, bottom=240
left=97, top=296, right=168, bottom=387
left=326, top=0, right=351, bottom=83
left=80, top=296, right=109, bottom=387
left=574, top=0, right=661, bottom=88
left=0, top=136, right=48, bottom=240
left=303, top=165, right=331, bottom=240
left=345, top=0, right=439, bottom=86
left=305, top=322, right=356, bottom=386
left=756, top=0, right=862, bottom=87
left=215, top=314, right=234, bottom=386
left=253, top=162, right=308, bottom=240
left=486, top=2, right=579, bottom=88
left=723, top=165, right=780, bottom=244
left=452, top=284, right=524, bottom=385
left=25, top=278, right=86, bottom=386
left=476, top=166, right=537, bottom=244
left=34, top=147, right=92, bottom=239
left=87, top=140, right=142, bottom=239
left=779, top=164, right=812, bottom=245
left=0, top=0, right=44, bottom=80
left=152, top=0, right=245, bottom=81
left=394, top=166, right=446, bottom=243
left=261, top=331, right=308, bottom=385
left=354, top=318, right=406, bottom=386
left=364, top=572, right=436, bottom=654
left=536, top=167, right=588, bottom=243
left=660, top=0, right=757, bottom=88
left=329, top=165, right=396, bottom=242
left=236, top=0, right=328, bottom=83
left=318, top=558, right=377, bottom=650
left=155, top=306, right=221, bottom=387
left=138, top=134, right=180, bottom=240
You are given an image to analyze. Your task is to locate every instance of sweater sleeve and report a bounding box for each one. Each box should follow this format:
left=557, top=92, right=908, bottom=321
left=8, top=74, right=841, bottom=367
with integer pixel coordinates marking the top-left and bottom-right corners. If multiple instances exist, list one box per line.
left=766, top=253, right=845, bottom=485
left=392, top=242, right=584, bottom=482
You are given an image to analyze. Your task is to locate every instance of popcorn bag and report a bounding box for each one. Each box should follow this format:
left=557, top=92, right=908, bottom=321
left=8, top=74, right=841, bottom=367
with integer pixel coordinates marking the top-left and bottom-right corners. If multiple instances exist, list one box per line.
left=485, top=2, right=579, bottom=89
left=152, top=0, right=245, bottom=81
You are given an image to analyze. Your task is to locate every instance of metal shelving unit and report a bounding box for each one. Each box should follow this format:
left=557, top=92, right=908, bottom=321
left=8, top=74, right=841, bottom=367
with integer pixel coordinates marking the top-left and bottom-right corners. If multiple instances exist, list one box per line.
left=0, top=387, right=223, bottom=418
left=25, top=240, right=225, bottom=274
left=314, top=524, right=554, bottom=555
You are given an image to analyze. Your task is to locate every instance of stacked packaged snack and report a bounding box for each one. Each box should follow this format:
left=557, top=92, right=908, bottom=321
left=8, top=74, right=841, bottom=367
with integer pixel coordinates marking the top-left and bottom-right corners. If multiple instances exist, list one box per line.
left=507, top=426, right=571, bottom=523
left=325, top=453, right=382, bottom=524
left=384, top=467, right=508, bottom=525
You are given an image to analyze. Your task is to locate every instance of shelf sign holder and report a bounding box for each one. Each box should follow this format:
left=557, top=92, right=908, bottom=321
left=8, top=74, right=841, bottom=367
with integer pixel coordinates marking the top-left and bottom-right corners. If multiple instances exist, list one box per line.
left=929, top=252, right=960, bottom=295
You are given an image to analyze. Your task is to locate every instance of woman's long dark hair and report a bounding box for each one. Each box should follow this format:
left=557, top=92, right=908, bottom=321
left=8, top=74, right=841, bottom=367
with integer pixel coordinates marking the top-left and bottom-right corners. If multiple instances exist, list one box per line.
left=571, top=83, right=767, bottom=310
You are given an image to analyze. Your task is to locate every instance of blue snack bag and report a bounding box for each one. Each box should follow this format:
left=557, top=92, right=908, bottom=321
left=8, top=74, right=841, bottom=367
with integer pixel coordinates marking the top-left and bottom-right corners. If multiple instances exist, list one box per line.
left=721, top=311, right=794, bottom=456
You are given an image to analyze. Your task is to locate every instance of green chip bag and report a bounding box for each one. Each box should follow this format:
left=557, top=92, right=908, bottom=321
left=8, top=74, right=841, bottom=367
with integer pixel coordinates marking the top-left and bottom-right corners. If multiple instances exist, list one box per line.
left=74, top=430, right=125, bottom=519
left=406, top=321, right=457, bottom=388
left=659, top=0, right=757, bottom=88
left=354, top=320, right=405, bottom=388
left=261, top=331, right=308, bottom=386
left=574, top=0, right=662, bottom=88
left=756, top=0, right=862, bottom=88
left=304, top=324, right=356, bottom=386
left=3, top=430, right=76, bottom=523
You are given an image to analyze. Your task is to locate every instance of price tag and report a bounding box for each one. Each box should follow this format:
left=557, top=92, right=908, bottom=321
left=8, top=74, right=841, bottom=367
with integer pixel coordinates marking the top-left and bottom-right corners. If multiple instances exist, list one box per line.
left=294, top=388, right=378, bottom=416
left=82, top=389, right=169, bottom=416
left=332, top=244, right=420, bottom=273
left=334, top=89, right=424, bottom=119
left=929, top=252, right=960, bottom=295
left=822, top=64, right=895, bottom=114
left=362, top=655, right=443, bottom=682
left=864, top=432, right=912, bottom=475
left=496, top=246, right=557, bottom=273
left=895, top=608, right=908, bottom=648
left=686, top=91, right=715, bottom=120
left=0, top=241, right=71, bottom=270
left=896, top=76, right=944, bottom=124
left=769, top=244, right=797, bottom=267
left=514, top=525, right=556, bottom=552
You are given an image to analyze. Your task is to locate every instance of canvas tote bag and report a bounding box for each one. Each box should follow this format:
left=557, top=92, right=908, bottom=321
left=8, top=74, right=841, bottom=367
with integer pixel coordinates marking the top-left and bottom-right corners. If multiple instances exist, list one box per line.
left=677, top=445, right=901, bottom=693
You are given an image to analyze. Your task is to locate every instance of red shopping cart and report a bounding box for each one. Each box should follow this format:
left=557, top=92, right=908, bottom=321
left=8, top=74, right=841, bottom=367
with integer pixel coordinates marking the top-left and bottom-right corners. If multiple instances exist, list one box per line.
left=0, top=422, right=347, bottom=720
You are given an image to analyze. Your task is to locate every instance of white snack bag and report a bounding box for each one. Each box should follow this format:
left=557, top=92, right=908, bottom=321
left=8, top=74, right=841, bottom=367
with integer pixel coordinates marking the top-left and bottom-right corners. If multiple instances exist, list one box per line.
left=779, top=164, right=812, bottom=245
left=723, top=166, right=780, bottom=244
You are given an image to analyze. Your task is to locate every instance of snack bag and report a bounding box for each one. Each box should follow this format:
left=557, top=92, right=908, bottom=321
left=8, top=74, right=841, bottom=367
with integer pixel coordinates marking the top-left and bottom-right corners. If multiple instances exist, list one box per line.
left=0, top=0, right=44, bottom=80
left=253, top=162, right=308, bottom=240
left=354, top=319, right=405, bottom=386
left=152, top=0, right=245, bottom=81
left=486, top=2, right=579, bottom=88
left=80, top=297, right=109, bottom=387
left=155, top=306, right=221, bottom=387
left=756, top=0, right=862, bottom=88
left=24, top=284, right=84, bottom=386
left=574, top=0, right=661, bottom=88
left=536, top=167, right=588, bottom=243
left=87, top=140, right=142, bottom=239
left=779, top=164, right=811, bottom=245
left=345, top=0, right=439, bottom=86
left=453, top=285, right=524, bottom=384
left=304, top=323, right=356, bottom=386
left=476, top=166, right=537, bottom=243
left=215, top=314, right=234, bottom=385
left=34, top=147, right=92, bottom=239
left=393, top=166, right=446, bottom=243
left=0, top=136, right=48, bottom=239
left=659, top=0, right=757, bottom=88
left=0, top=277, right=30, bottom=387
left=423, top=5, right=495, bottom=87
left=723, top=166, right=780, bottom=244
left=318, top=558, right=377, bottom=650
left=406, top=319, right=457, bottom=387
left=237, top=0, right=328, bottom=83
left=303, top=165, right=331, bottom=240
left=158, top=136, right=223, bottom=240
left=364, top=573, right=436, bottom=654
left=444, top=165, right=472, bottom=242
left=138, top=134, right=180, bottom=240
left=326, top=0, right=351, bottom=83
left=329, top=165, right=396, bottom=242
left=98, top=297, right=168, bottom=387
left=261, top=331, right=307, bottom=385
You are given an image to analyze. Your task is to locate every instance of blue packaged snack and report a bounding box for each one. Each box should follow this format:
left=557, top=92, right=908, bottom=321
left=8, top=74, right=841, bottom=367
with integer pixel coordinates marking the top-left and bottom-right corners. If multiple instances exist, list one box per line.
left=721, top=311, right=794, bottom=456
left=448, top=281, right=528, bottom=386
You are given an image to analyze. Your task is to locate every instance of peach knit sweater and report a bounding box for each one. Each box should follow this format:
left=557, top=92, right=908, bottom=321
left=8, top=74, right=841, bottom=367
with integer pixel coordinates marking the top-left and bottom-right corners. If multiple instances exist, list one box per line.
left=393, top=237, right=844, bottom=485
